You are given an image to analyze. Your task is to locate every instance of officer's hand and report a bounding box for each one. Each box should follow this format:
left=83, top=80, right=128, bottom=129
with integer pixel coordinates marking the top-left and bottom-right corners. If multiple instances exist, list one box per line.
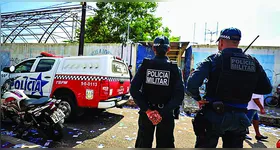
left=146, top=109, right=157, bottom=121
left=197, top=100, right=209, bottom=108
left=146, top=109, right=154, bottom=117
left=151, top=110, right=162, bottom=125
left=146, top=110, right=162, bottom=125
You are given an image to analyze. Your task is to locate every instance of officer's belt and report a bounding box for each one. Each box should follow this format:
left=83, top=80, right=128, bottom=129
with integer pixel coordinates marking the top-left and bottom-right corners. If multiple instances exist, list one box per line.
left=148, top=103, right=165, bottom=109
left=204, top=102, right=247, bottom=113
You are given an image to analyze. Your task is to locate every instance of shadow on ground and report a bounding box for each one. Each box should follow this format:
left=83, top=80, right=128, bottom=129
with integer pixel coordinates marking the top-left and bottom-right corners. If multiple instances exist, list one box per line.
left=245, top=139, right=268, bottom=148
left=1, top=109, right=124, bottom=148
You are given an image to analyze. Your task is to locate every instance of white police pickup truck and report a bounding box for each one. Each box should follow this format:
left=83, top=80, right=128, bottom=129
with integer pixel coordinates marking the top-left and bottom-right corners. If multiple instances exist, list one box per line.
left=1, top=52, right=131, bottom=120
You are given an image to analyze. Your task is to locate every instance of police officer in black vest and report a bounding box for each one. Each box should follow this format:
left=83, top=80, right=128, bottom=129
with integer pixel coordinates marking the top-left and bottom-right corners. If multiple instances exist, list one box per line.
left=130, top=36, right=184, bottom=148
left=187, top=27, right=272, bottom=148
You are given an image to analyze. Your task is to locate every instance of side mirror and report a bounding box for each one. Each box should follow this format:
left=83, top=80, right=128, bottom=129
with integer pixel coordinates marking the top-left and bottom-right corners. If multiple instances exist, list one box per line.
left=2, top=67, right=10, bottom=72
left=2, top=66, right=15, bottom=73
left=9, top=66, right=15, bottom=73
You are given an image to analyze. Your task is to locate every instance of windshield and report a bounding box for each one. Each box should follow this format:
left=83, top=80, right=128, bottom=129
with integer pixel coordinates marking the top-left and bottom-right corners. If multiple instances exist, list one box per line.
left=112, top=60, right=128, bottom=74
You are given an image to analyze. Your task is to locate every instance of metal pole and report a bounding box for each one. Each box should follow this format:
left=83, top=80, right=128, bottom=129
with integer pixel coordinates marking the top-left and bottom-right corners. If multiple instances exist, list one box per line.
left=193, top=22, right=196, bottom=44
left=71, top=16, right=74, bottom=42
left=127, top=22, right=129, bottom=43
left=216, top=22, right=219, bottom=37
left=204, top=22, right=207, bottom=44
left=78, top=2, right=86, bottom=56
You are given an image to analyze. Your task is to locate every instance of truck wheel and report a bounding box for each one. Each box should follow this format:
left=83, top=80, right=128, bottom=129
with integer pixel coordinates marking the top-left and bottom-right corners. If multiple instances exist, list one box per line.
left=55, top=92, right=84, bottom=121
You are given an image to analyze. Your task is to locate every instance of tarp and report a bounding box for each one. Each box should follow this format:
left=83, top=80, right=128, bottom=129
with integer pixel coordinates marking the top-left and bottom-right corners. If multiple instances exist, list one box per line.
left=136, top=44, right=155, bottom=71
left=184, top=46, right=192, bottom=86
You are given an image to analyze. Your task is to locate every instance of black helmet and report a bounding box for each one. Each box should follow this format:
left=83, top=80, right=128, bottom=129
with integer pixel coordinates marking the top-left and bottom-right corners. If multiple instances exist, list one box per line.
left=153, top=36, right=170, bottom=55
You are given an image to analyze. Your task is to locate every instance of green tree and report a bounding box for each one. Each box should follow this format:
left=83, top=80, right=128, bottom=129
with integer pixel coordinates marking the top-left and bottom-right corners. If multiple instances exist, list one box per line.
left=84, top=2, right=179, bottom=43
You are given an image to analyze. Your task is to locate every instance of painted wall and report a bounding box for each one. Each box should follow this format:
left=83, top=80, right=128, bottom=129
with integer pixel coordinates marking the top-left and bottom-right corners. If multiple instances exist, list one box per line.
left=0, top=43, right=138, bottom=74
left=0, top=51, right=10, bottom=70
left=1, top=43, right=279, bottom=89
left=191, top=45, right=280, bottom=89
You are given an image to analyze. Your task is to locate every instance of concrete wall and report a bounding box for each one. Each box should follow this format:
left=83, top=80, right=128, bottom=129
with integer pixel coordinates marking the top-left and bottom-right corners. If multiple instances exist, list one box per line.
left=1, top=43, right=279, bottom=88
left=191, top=45, right=280, bottom=88
left=0, top=43, right=138, bottom=74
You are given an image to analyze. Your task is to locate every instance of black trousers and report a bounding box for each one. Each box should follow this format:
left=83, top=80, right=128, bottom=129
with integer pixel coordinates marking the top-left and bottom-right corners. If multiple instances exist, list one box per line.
left=195, top=131, right=245, bottom=148
left=135, top=111, right=175, bottom=148
left=194, top=108, right=249, bottom=148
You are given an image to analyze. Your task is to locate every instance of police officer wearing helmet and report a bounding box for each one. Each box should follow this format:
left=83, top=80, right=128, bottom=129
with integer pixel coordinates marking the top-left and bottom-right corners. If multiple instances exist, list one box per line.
left=130, top=36, right=184, bottom=148
left=187, top=27, right=272, bottom=148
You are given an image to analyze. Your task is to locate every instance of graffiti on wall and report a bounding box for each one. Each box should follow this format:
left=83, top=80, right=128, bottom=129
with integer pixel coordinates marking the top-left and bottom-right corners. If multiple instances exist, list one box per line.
left=192, top=52, right=276, bottom=85
left=10, top=58, right=27, bottom=65
left=264, top=69, right=280, bottom=86
left=0, top=51, right=11, bottom=69
left=90, top=49, right=112, bottom=56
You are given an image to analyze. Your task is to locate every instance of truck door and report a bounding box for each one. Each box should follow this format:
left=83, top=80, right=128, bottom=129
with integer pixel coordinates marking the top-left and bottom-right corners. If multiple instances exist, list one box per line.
left=10, top=58, right=57, bottom=97
left=33, top=58, right=58, bottom=96
left=9, top=59, right=37, bottom=96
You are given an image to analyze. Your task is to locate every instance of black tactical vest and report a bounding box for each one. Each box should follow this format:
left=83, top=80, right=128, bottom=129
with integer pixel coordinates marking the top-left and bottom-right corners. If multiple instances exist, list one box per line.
left=205, top=51, right=259, bottom=104
left=141, top=58, right=179, bottom=104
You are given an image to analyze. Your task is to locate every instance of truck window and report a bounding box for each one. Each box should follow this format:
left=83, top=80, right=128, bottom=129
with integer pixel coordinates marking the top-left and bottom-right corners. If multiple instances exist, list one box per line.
left=112, top=60, right=128, bottom=74
left=35, top=59, right=55, bottom=72
left=14, top=59, right=36, bottom=73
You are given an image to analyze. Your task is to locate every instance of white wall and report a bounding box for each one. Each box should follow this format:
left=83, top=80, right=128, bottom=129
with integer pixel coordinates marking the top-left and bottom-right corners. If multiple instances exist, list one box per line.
left=0, top=43, right=138, bottom=74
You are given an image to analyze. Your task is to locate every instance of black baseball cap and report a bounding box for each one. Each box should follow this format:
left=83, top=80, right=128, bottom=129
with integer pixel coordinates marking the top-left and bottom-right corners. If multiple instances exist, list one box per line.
left=153, top=36, right=170, bottom=52
left=216, top=27, right=242, bottom=42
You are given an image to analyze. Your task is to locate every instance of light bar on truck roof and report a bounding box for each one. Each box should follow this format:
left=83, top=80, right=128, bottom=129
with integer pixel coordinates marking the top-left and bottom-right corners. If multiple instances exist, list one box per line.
left=39, top=52, right=63, bottom=58
left=113, top=56, right=124, bottom=62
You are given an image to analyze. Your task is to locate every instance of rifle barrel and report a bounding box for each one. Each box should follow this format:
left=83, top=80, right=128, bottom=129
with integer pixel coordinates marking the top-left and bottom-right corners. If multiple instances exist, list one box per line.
left=243, top=35, right=260, bottom=53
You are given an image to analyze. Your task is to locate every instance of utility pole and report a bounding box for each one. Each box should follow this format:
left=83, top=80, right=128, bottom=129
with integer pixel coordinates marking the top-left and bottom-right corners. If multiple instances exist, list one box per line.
left=78, top=2, right=86, bottom=56
left=205, top=22, right=219, bottom=45
left=127, top=22, right=130, bottom=43
left=204, top=22, right=207, bottom=44
left=193, top=22, right=196, bottom=44
left=216, top=22, right=219, bottom=37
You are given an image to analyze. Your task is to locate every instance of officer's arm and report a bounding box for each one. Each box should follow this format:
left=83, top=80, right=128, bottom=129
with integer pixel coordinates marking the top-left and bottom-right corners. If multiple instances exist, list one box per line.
left=129, top=65, right=149, bottom=112
left=161, top=68, right=185, bottom=113
left=254, top=63, right=272, bottom=94
left=186, top=57, right=212, bottom=101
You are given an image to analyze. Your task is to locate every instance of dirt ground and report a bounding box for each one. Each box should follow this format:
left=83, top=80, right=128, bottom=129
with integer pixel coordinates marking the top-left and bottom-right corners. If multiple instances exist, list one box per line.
left=74, top=107, right=279, bottom=148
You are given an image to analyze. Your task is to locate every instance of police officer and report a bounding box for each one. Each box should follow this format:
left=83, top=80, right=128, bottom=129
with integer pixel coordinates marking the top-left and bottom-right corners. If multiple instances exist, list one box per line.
left=130, top=36, right=184, bottom=148
left=128, top=64, right=133, bottom=82
left=186, top=27, right=272, bottom=148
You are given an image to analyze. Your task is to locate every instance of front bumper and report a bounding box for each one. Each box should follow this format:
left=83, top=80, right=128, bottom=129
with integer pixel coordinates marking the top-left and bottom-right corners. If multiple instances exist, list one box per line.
left=97, top=93, right=130, bottom=109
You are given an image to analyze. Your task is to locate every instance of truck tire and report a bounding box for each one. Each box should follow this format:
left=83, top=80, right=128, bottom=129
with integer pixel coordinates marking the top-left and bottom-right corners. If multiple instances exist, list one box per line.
left=55, top=91, right=84, bottom=121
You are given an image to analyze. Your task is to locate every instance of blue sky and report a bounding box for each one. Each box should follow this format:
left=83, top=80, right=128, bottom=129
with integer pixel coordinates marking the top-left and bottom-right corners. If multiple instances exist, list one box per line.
left=1, top=0, right=279, bottom=46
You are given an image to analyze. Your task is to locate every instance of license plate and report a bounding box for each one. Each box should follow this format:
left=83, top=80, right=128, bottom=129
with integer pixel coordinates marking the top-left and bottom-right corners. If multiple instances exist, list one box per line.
left=50, top=109, right=65, bottom=124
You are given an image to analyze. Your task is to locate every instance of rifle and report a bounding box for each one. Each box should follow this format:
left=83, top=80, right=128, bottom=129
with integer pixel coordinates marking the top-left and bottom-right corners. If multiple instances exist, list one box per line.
left=243, top=35, right=260, bottom=53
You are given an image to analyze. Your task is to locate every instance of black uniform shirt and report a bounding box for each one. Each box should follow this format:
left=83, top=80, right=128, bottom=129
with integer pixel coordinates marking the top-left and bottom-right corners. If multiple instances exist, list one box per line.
left=130, top=56, right=185, bottom=113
